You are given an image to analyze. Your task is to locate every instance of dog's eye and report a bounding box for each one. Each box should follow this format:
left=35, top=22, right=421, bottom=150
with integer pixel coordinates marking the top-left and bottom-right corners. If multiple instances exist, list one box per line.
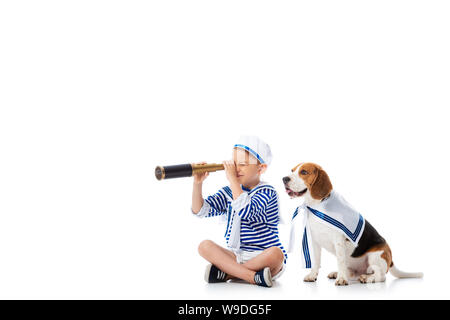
left=300, top=170, right=308, bottom=175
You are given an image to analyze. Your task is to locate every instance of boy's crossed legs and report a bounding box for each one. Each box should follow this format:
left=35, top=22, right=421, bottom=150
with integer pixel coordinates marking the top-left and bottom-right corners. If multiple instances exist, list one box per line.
left=198, top=240, right=284, bottom=285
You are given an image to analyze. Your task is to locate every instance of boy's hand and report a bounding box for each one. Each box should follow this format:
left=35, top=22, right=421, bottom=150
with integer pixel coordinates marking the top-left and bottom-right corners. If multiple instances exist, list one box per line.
left=223, top=160, right=243, bottom=200
left=193, top=162, right=209, bottom=184
left=223, top=160, right=239, bottom=184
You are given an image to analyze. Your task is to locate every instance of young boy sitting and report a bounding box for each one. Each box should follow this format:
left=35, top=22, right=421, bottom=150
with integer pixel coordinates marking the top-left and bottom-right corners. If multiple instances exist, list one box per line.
left=191, top=136, right=286, bottom=287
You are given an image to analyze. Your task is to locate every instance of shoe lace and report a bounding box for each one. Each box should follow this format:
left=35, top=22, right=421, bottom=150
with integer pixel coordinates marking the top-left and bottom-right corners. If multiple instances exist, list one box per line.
left=254, top=273, right=263, bottom=285
left=217, top=270, right=226, bottom=280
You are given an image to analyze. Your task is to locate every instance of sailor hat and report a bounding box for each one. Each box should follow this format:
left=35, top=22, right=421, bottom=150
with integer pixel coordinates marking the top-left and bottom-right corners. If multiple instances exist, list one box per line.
left=233, top=135, right=272, bottom=166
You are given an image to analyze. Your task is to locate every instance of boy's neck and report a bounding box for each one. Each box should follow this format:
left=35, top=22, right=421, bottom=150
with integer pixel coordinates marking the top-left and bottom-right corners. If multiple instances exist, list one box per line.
left=242, top=178, right=261, bottom=191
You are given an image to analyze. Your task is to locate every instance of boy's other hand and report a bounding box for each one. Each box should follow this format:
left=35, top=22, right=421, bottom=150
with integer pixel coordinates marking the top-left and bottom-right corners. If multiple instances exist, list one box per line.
left=193, top=162, right=209, bottom=184
left=223, top=160, right=239, bottom=184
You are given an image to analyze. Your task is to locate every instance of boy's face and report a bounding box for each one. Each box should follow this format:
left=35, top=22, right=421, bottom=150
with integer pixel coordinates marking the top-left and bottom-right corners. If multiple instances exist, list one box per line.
left=232, top=148, right=267, bottom=186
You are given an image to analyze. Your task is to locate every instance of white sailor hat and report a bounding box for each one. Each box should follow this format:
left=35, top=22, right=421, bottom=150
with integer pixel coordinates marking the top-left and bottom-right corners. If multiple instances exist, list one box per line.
left=233, top=135, right=273, bottom=165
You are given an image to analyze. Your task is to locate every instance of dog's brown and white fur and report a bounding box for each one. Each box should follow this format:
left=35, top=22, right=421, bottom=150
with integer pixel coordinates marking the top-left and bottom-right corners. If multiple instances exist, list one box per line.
left=283, top=162, right=423, bottom=285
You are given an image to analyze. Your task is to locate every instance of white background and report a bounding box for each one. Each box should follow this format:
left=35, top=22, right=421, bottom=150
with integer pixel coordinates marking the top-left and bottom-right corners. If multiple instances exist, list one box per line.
left=0, top=1, right=449, bottom=299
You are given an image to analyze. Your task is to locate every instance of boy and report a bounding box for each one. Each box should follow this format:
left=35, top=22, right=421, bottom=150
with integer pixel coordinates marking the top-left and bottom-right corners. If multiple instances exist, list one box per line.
left=191, top=136, right=286, bottom=287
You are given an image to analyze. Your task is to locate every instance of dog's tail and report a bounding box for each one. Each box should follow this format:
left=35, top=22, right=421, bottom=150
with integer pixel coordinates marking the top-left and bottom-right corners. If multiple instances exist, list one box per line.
left=389, top=262, right=423, bottom=278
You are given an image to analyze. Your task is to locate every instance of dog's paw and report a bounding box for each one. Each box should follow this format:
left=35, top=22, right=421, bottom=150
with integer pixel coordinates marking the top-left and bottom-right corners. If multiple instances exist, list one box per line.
left=335, top=276, right=349, bottom=286
left=328, top=272, right=338, bottom=279
left=359, top=274, right=376, bottom=284
left=304, top=272, right=318, bottom=282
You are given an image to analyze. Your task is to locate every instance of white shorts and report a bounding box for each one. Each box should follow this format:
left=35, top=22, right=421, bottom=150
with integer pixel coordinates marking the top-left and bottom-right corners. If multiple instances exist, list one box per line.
left=232, top=249, right=286, bottom=280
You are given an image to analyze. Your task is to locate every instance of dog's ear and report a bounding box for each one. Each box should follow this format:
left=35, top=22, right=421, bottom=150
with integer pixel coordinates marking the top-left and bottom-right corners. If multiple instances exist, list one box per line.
left=310, top=167, right=332, bottom=200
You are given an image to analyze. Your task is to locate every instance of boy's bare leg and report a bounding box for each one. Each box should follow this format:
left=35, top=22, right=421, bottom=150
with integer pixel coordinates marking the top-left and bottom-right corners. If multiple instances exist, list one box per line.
left=198, top=240, right=256, bottom=284
left=242, top=246, right=285, bottom=277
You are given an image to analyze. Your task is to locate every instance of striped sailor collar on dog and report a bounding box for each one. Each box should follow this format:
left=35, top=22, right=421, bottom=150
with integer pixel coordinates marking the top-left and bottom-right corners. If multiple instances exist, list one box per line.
left=288, top=190, right=366, bottom=269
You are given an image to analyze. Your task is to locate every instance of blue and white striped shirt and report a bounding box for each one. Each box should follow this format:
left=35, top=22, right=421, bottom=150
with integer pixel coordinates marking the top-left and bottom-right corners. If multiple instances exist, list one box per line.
left=196, top=182, right=287, bottom=262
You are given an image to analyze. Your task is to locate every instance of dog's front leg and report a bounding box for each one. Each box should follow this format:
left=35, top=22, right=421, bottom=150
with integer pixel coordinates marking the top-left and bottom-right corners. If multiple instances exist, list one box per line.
left=304, top=241, right=321, bottom=282
left=334, top=235, right=349, bottom=286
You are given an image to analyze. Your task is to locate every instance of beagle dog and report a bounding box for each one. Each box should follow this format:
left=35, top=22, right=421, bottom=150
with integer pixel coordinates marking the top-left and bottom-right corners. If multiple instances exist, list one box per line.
left=283, top=162, right=423, bottom=285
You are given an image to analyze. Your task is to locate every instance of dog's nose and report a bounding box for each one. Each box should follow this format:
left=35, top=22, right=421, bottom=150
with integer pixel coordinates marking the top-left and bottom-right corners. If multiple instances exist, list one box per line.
left=282, top=176, right=290, bottom=184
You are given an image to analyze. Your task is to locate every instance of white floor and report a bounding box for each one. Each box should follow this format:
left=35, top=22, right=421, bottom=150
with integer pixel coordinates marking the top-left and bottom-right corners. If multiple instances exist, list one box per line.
left=195, top=275, right=427, bottom=300
left=153, top=252, right=434, bottom=300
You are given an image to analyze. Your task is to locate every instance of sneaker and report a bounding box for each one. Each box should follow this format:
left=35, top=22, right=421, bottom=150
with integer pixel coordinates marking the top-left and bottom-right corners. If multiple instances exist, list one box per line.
left=254, top=267, right=273, bottom=287
left=204, top=264, right=228, bottom=283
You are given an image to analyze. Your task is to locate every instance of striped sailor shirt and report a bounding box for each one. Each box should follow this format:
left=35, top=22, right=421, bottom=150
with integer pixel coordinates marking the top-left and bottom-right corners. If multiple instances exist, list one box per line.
left=194, top=182, right=287, bottom=262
